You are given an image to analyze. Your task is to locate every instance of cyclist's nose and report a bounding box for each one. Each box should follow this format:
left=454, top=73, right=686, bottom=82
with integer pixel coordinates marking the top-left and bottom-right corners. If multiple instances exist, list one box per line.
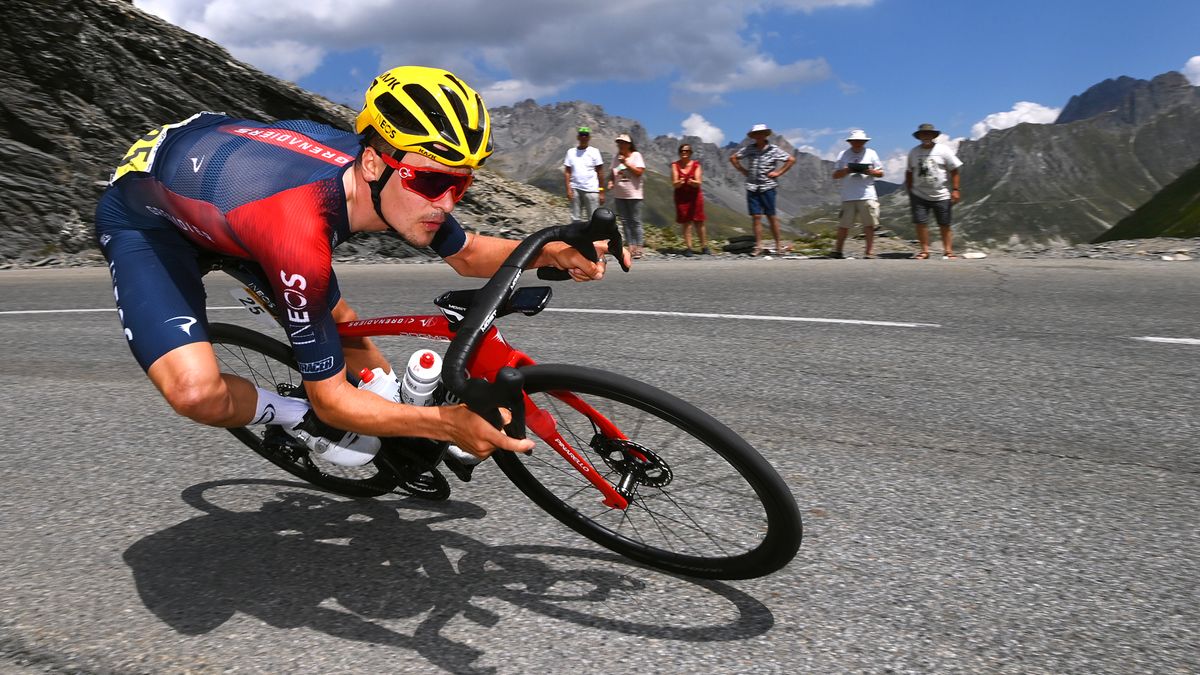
left=433, top=190, right=458, bottom=212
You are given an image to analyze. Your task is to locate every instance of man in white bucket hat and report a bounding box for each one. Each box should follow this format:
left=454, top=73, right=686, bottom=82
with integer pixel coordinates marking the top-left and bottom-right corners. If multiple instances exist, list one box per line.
left=830, top=129, right=884, bottom=258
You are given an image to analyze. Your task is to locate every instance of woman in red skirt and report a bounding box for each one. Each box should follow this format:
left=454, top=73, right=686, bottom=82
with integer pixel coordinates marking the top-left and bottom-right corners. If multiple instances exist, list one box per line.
left=671, top=144, right=708, bottom=256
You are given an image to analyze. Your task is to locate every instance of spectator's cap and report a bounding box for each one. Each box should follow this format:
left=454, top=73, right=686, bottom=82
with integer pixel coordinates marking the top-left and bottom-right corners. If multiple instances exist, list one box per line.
left=912, top=123, right=940, bottom=138
left=615, top=133, right=632, bottom=143
left=577, top=126, right=591, bottom=135
left=845, top=129, right=871, bottom=141
left=748, top=123, right=772, bottom=136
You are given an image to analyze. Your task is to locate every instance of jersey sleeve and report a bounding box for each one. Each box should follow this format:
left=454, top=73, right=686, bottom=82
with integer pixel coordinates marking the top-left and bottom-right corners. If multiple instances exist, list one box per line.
left=431, top=213, right=468, bottom=258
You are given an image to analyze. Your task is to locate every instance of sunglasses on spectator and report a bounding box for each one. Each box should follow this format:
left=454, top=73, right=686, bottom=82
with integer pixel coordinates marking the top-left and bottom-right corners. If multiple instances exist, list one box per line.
left=378, top=152, right=474, bottom=202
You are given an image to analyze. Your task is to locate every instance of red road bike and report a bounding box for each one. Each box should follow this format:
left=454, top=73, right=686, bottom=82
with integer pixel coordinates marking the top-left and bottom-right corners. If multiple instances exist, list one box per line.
left=206, top=211, right=802, bottom=579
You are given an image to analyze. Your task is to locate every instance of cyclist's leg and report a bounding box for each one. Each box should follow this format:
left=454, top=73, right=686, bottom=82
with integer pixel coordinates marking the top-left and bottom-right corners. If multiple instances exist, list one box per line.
left=98, top=225, right=256, bottom=427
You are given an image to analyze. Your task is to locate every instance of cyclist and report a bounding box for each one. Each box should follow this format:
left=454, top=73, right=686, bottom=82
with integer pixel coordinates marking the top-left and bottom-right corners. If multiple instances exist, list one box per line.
left=95, top=66, right=627, bottom=466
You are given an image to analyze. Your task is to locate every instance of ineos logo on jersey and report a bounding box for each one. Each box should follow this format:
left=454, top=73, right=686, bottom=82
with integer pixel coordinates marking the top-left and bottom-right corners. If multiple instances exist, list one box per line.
left=279, top=270, right=316, bottom=345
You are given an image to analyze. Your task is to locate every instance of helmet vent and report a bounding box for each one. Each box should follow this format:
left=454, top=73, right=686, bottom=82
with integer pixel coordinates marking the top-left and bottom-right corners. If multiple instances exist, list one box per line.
left=404, top=83, right=460, bottom=146
left=375, top=91, right=429, bottom=138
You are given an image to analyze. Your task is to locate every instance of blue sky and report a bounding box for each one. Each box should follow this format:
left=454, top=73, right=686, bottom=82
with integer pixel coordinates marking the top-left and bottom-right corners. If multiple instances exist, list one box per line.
left=138, top=0, right=1199, bottom=177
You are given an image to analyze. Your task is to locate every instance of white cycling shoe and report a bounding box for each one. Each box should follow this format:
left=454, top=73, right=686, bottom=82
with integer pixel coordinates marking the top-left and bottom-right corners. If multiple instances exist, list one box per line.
left=284, top=411, right=381, bottom=467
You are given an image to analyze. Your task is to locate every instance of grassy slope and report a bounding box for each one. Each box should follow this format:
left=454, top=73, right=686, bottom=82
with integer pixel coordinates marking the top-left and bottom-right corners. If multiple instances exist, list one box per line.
left=1093, top=160, right=1200, bottom=242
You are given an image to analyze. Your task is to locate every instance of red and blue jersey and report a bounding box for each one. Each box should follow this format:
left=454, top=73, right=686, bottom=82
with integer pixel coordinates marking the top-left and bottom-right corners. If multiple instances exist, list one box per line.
left=97, top=112, right=466, bottom=380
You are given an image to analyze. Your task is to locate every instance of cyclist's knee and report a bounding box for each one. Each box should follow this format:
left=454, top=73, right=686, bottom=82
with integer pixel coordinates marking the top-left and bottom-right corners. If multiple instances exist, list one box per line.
left=161, top=370, right=231, bottom=425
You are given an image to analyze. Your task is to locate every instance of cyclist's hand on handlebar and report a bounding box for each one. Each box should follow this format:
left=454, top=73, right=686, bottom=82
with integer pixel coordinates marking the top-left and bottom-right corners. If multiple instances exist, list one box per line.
left=541, top=240, right=632, bottom=282
left=440, top=404, right=534, bottom=458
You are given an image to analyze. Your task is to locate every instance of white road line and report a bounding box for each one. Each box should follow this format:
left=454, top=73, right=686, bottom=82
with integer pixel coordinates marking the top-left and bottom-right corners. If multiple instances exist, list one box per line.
left=0, top=308, right=116, bottom=315
left=2, top=306, right=940, bottom=328
left=545, top=307, right=940, bottom=328
left=1132, top=336, right=1200, bottom=345
left=0, top=307, right=244, bottom=315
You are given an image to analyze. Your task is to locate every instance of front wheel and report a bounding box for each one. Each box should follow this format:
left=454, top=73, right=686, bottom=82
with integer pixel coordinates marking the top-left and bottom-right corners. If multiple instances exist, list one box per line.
left=493, top=364, right=802, bottom=579
left=209, top=323, right=398, bottom=498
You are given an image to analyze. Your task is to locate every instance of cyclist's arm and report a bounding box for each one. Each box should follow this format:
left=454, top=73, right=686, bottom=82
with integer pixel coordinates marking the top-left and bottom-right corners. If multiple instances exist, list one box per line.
left=331, top=298, right=391, bottom=376
left=302, top=371, right=532, bottom=456
left=443, top=232, right=625, bottom=281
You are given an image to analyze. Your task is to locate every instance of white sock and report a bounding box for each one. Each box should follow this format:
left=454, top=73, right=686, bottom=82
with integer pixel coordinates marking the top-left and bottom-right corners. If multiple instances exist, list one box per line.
left=249, top=386, right=311, bottom=426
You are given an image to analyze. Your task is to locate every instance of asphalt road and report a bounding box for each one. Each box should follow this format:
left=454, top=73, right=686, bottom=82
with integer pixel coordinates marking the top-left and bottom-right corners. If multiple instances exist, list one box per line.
left=1, top=257, right=1197, bottom=674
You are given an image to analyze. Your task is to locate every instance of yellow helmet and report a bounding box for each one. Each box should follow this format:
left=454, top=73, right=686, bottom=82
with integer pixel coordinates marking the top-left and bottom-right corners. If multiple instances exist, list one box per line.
left=355, top=66, right=493, bottom=168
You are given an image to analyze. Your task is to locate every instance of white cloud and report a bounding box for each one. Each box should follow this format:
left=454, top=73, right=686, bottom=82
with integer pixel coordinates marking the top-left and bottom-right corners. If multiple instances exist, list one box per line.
left=228, top=40, right=325, bottom=82
left=480, top=80, right=566, bottom=107
left=1184, top=56, right=1200, bottom=86
left=881, top=150, right=907, bottom=183
left=133, top=0, right=856, bottom=102
left=675, top=56, right=832, bottom=98
left=680, top=114, right=725, bottom=145
left=969, top=101, right=1061, bottom=140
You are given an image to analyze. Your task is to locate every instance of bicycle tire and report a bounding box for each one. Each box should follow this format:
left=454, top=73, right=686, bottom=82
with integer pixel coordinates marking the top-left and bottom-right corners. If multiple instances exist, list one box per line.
left=493, top=364, right=802, bottom=579
left=208, top=323, right=398, bottom=498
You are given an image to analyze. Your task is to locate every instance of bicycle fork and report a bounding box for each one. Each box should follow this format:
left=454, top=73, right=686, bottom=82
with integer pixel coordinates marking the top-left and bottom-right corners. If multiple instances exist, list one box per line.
left=522, top=393, right=641, bottom=510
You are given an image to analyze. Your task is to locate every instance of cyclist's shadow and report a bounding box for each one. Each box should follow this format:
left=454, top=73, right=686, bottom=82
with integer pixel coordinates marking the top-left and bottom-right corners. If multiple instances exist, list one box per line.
left=123, top=479, right=775, bottom=674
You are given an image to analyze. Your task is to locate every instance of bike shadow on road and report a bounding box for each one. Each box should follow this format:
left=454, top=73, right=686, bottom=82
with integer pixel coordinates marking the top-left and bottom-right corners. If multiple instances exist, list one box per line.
left=122, top=478, right=775, bottom=674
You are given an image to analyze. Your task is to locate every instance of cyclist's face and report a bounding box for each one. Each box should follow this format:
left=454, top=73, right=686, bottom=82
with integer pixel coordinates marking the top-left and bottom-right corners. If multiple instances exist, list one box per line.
left=378, top=151, right=472, bottom=247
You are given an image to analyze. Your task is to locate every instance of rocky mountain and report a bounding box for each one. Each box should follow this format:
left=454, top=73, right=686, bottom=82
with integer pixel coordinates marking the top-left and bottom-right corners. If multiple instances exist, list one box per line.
left=488, top=99, right=842, bottom=229
left=1055, top=76, right=1144, bottom=124
left=0, top=0, right=564, bottom=263
left=867, top=71, right=1200, bottom=245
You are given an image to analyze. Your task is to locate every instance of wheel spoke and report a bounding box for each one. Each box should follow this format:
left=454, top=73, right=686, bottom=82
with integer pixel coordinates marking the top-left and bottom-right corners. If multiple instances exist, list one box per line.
left=510, top=376, right=782, bottom=570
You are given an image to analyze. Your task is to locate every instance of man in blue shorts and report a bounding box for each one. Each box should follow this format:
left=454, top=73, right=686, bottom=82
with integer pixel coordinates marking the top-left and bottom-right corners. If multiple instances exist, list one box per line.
left=905, top=123, right=963, bottom=259
left=730, top=123, right=795, bottom=256
left=96, top=66, right=626, bottom=466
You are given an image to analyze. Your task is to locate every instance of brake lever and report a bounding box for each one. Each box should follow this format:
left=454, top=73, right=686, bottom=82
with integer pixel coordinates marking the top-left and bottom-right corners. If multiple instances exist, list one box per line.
left=461, top=367, right=527, bottom=441
left=536, top=209, right=628, bottom=280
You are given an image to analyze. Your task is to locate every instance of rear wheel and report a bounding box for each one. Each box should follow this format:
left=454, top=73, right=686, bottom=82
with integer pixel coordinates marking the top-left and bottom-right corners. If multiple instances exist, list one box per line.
left=493, top=364, right=802, bottom=579
left=209, top=323, right=398, bottom=498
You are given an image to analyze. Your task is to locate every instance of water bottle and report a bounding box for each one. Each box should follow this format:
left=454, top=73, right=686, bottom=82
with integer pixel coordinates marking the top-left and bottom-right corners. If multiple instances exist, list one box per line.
left=400, top=350, right=442, bottom=406
left=358, top=366, right=401, bottom=402
left=400, top=349, right=484, bottom=469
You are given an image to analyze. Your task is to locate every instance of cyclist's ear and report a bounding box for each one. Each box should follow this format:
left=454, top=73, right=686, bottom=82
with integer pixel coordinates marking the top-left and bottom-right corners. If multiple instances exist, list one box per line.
left=357, top=145, right=383, bottom=181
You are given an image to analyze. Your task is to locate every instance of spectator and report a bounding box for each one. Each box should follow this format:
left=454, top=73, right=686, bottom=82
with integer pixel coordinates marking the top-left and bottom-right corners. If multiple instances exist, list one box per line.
left=905, top=123, right=963, bottom=259
left=563, top=126, right=605, bottom=222
left=830, top=129, right=884, bottom=258
left=608, top=133, right=646, bottom=259
left=730, top=123, right=795, bottom=256
left=672, top=143, right=708, bottom=256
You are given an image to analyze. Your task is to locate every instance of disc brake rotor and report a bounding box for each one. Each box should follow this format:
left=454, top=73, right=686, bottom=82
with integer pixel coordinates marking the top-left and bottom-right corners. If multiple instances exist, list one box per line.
left=591, top=436, right=673, bottom=488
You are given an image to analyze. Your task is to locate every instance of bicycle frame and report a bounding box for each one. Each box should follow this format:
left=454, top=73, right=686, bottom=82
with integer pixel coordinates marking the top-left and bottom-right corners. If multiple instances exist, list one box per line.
left=337, top=315, right=631, bottom=510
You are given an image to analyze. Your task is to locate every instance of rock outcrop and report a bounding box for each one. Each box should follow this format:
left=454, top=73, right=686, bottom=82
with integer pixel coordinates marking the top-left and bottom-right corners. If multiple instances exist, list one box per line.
left=0, top=0, right=564, bottom=262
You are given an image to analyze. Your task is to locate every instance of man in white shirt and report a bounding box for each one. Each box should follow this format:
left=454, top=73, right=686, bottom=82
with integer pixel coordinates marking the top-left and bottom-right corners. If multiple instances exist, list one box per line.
left=831, top=129, right=884, bottom=258
left=905, top=123, right=963, bottom=259
left=563, top=126, right=606, bottom=221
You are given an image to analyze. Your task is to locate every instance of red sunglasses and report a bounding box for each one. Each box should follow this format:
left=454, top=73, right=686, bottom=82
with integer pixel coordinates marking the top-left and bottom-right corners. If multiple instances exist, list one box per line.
left=378, top=152, right=474, bottom=202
